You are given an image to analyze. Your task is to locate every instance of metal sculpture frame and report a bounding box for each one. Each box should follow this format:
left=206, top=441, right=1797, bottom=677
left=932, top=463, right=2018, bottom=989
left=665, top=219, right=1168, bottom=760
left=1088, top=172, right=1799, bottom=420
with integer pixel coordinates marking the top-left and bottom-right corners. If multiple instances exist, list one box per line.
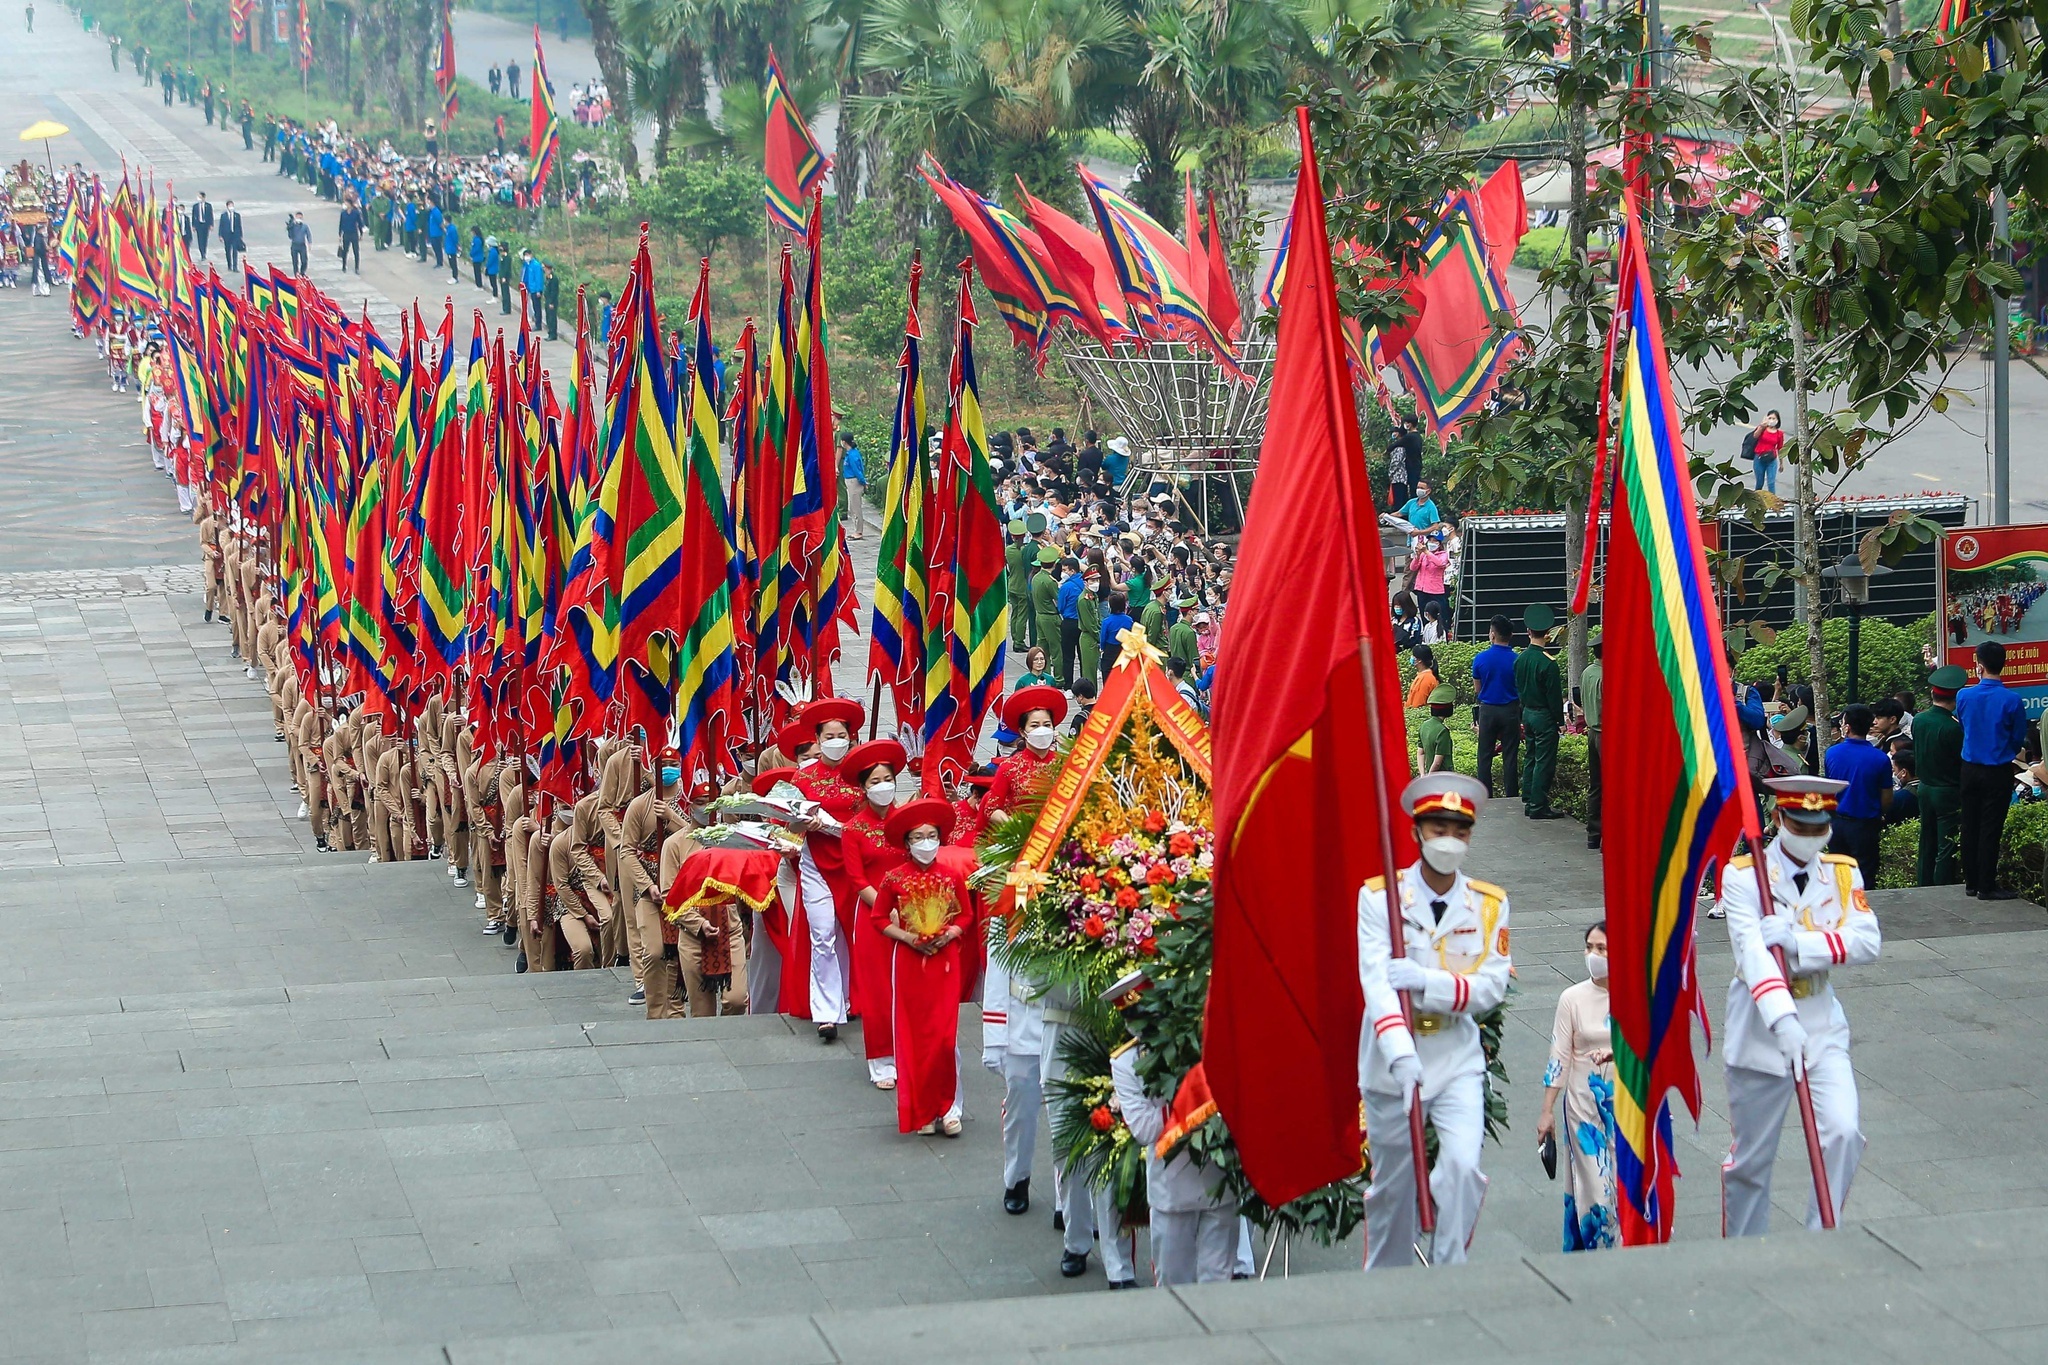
left=1059, top=339, right=1275, bottom=536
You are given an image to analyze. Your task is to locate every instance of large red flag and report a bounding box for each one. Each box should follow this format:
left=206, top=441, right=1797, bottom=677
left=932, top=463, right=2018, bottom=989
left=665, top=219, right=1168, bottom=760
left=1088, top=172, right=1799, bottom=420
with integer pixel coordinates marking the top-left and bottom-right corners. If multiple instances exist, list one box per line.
left=1204, top=107, right=1415, bottom=1206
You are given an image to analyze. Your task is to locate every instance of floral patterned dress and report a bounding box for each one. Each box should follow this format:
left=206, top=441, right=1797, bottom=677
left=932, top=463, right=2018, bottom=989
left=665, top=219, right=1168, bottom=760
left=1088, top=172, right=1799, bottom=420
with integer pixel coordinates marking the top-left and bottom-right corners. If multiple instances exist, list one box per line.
left=1544, top=979, right=1618, bottom=1251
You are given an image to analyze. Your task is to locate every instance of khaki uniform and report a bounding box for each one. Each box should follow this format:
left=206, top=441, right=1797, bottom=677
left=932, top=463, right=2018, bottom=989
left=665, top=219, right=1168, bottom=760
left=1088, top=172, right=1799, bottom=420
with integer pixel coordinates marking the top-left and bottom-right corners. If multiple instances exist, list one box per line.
left=369, top=734, right=412, bottom=863
left=522, top=823, right=556, bottom=969
left=463, top=752, right=506, bottom=918
left=508, top=810, right=540, bottom=962
left=237, top=555, right=263, bottom=666
left=550, top=804, right=612, bottom=970
left=416, top=696, right=447, bottom=855
left=440, top=714, right=469, bottom=877
left=593, top=747, right=643, bottom=972
left=323, top=717, right=368, bottom=850
left=621, top=788, right=687, bottom=1015
left=199, top=513, right=225, bottom=618
left=659, top=825, right=748, bottom=1017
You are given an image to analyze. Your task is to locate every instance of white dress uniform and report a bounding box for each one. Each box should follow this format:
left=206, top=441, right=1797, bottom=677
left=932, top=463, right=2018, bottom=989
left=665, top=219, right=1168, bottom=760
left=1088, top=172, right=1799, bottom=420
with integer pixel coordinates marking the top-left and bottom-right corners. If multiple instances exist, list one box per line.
left=1041, top=985, right=1137, bottom=1283
left=745, top=858, right=796, bottom=1016
left=1720, top=841, right=1880, bottom=1235
left=1357, top=862, right=1512, bottom=1268
left=981, top=935, right=1046, bottom=1193
left=1111, top=1041, right=1236, bottom=1285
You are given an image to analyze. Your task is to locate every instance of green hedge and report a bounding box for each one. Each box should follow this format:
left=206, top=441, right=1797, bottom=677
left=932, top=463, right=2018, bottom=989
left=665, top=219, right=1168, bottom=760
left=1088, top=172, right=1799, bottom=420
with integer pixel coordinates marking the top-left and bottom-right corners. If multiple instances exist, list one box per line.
left=1732, top=613, right=1936, bottom=704
left=1511, top=226, right=1566, bottom=270
left=1998, top=802, right=2048, bottom=905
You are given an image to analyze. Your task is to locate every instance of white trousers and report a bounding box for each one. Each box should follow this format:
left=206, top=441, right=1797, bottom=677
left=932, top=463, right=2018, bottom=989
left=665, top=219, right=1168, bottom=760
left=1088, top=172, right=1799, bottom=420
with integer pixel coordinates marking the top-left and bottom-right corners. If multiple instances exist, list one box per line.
left=868, top=1056, right=897, bottom=1084
left=799, top=851, right=847, bottom=1024
left=1362, top=1072, right=1487, bottom=1269
left=1723, top=1056, right=1864, bottom=1237
left=745, top=907, right=783, bottom=1016
left=1150, top=1207, right=1237, bottom=1286
left=999, top=1049, right=1042, bottom=1188
left=1042, top=1020, right=1135, bottom=1281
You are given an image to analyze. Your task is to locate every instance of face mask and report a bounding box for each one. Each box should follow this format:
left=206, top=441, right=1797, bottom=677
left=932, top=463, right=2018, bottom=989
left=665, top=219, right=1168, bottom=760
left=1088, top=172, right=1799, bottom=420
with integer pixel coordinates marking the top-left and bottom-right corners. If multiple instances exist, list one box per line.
left=1585, top=953, right=1609, bottom=981
left=1420, top=835, right=1468, bottom=876
left=1779, top=828, right=1830, bottom=862
left=819, top=736, right=850, bottom=763
left=1026, top=725, right=1058, bottom=752
left=659, top=766, right=681, bottom=788
left=909, top=836, right=941, bottom=864
left=867, top=780, right=895, bottom=805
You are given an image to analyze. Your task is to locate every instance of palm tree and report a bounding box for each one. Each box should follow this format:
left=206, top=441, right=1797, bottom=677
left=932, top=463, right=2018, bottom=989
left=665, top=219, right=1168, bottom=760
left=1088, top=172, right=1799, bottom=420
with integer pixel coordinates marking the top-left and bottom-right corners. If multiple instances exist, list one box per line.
left=581, top=0, right=641, bottom=178
left=1140, top=0, right=1297, bottom=291
left=609, top=0, right=709, bottom=168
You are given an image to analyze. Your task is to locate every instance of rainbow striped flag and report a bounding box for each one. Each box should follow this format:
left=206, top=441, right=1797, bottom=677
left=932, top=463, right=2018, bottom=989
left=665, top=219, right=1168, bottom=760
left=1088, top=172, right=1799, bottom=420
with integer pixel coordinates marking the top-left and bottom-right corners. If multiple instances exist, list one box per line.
left=868, top=257, right=930, bottom=739
left=762, top=50, right=828, bottom=233
left=1571, top=193, right=1748, bottom=1245
left=527, top=25, right=560, bottom=201
left=675, top=258, right=742, bottom=780
left=1077, top=165, right=1240, bottom=377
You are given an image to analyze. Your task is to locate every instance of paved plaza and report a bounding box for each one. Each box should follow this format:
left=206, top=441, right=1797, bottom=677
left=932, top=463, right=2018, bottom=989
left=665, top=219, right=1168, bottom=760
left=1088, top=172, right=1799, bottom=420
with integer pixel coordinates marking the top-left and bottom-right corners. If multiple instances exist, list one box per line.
left=7, top=12, right=2048, bottom=1362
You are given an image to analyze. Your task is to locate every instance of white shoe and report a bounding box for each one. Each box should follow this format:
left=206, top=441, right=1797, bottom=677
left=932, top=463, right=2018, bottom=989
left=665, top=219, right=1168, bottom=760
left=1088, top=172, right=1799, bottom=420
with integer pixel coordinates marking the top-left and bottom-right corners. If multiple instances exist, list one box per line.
left=474, top=893, right=487, bottom=910
left=295, top=801, right=308, bottom=819
left=453, top=876, right=469, bottom=887
left=483, top=920, right=504, bottom=935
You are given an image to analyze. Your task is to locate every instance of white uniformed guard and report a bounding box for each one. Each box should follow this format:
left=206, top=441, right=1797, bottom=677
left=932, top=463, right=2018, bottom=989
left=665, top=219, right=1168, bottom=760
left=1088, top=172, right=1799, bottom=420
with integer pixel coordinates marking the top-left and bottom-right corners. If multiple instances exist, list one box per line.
left=982, top=925, right=1046, bottom=1214
left=1357, top=772, right=1512, bottom=1269
left=1042, top=981, right=1138, bottom=1286
left=1720, top=775, right=1881, bottom=1236
left=1102, top=971, right=1236, bottom=1286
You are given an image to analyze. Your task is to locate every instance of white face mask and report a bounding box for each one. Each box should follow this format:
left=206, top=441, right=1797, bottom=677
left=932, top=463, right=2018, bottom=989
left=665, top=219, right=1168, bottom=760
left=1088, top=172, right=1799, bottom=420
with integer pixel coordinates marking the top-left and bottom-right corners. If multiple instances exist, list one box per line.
left=819, top=736, right=850, bottom=763
left=1026, top=725, right=1058, bottom=752
left=1585, top=953, right=1609, bottom=981
left=867, top=780, right=895, bottom=806
left=1419, top=835, right=1468, bottom=876
left=909, top=836, right=941, bottom=864
left=1778, top=828, right=1830, bottom=862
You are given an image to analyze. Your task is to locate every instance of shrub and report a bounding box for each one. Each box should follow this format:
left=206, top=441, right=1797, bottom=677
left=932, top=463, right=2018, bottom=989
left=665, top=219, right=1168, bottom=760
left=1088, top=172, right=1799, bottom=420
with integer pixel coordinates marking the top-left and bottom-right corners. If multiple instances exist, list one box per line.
left=1399, top=641, right=1481, bottom=705
left=1998, top=801, right=2048, bottom=905
left=1512, top=226, right=1566, bottom=270
left=637, top=158, right=759, bottom=260
left=1876, top=820, right=1920, bottom=889
left=1732, top=615, right=1930, bottom=705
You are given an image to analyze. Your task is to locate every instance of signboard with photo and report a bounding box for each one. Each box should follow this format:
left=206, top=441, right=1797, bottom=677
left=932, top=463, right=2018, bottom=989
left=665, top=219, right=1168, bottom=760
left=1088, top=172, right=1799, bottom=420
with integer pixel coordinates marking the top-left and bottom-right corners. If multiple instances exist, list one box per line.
left=1940, top=523, right=2048, bottom=718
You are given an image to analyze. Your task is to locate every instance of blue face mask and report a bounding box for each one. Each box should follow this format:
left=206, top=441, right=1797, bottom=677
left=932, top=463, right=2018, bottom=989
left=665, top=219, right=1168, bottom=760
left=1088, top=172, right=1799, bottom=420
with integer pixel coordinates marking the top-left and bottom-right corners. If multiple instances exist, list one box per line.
left=660, top=766, right=681, bottom=788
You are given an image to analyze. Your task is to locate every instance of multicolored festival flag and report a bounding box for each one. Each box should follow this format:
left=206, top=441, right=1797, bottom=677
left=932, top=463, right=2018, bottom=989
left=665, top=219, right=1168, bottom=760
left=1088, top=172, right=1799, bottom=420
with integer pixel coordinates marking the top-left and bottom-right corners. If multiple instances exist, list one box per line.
left=1371, top=190, right=1521, bottom=435
left=762, top=50, right=828, bottom=234
left=527, top=25, right=560, bottom=201
left=868, top=257, right=930, bottom=739
left=1569, top=192, right=1749, bottom=1245
left=674, top=258, right=742, bottom=781
left=436, top=1, right=460, bottom=124
left=1205, top=109, right=1415, bottom=1205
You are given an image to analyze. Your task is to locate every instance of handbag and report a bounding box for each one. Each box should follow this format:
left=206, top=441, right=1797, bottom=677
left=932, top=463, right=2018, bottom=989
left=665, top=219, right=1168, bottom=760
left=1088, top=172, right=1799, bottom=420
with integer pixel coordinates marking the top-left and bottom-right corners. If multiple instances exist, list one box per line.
left=1538, top=1130, right=1557, bottom=1180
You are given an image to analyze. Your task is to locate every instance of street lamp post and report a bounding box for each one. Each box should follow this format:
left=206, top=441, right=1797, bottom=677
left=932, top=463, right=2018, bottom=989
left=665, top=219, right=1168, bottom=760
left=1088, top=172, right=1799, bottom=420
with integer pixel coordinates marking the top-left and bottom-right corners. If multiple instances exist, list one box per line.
left=1821, top=555, right=1894, bottom=704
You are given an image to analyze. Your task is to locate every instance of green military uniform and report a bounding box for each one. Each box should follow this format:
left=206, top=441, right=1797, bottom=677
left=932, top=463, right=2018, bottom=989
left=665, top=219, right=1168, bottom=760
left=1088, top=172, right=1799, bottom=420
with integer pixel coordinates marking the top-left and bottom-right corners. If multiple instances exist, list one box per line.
left=1140, top=598, right=1167, bottom=643
left=1078, top=589, right=1103, bottom=685
left=1005, top=520, right=1032, bottom=649
left=1030, top=547, right=1063, bottom=680
left=1914, top=666, right=1967, bottom=886
left=1167, top=617, right=1200, bottom=675
left=1416, top=683, right=1457, bottom=774
left=1514, top=603, right=1564, bottom=818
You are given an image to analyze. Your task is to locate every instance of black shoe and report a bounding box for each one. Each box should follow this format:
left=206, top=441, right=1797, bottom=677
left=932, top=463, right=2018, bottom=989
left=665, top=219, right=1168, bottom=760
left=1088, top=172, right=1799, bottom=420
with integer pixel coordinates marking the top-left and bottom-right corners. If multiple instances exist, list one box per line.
left=614, top=954, right=631, bottom=968
left=1982, top=889, right=2020, bottom=900
left=1003, top=1179, right=1030, bottom=1215
left=1053, top=1211, right=1065, bottom=1233
left=818, top=1023, right=838, bottom=1043
left=515, top=951, right=528, bottom=973
left=1586, top=836, right=1601, bottom=849
left=203, top=610, right=213, bottom=622
left=315, top=840, right=331, bottom=852
left=503, top=923, right=518, bottom=946
left=1529, top=809, right=1565, bottom=821
left=1059, top=1252, right=1089, bottom=1279
left=1107, top=1279, right=1139, bottom=1290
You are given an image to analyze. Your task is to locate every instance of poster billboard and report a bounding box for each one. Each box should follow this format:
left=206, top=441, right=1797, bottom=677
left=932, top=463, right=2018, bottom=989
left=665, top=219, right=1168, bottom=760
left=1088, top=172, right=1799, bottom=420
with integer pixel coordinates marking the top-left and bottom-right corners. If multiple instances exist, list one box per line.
left=1939, top=523, right=2048, bottom=719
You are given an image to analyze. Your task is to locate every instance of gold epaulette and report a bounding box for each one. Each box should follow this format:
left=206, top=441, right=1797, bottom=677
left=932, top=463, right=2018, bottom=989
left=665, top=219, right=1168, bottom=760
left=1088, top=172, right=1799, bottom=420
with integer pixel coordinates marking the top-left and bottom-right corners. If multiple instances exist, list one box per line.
left=1365, top=875, right=1387, bottom=893
left=1109, top=1038, right=1138, bottom=1059
left=1820, top=853, right=1859, bottom=868
left=1466, top=878, right=1505, bottom=900
left=1729, top=854, right=1754, bottom=870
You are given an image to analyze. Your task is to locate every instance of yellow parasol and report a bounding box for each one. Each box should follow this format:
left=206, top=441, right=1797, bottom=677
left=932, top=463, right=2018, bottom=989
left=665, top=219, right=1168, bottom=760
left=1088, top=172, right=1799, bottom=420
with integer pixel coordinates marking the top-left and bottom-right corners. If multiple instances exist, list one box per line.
left=18, top=119, right=68, bottom=179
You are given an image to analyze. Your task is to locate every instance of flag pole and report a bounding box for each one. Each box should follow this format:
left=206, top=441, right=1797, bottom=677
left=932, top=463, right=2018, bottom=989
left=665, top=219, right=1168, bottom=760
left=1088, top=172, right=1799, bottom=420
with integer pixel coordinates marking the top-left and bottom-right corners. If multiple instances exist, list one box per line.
left=1741, top=841, right=1835, bottom=1227
left=1355, top=635, right=1437, bottom=1259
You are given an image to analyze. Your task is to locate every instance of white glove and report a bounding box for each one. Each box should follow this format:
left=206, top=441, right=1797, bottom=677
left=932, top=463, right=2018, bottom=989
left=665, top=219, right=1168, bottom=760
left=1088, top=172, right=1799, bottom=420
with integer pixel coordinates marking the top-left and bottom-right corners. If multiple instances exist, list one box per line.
left=982, top=1046, right=1003, bottom=1073
left=1770, top=1013, right=1809, bottom=1074
left=1385, top=956, right=1429, bottom=995
left=1757, top=915, right=1797, bottom=953
left=1389, top=1054, right=1423, bottom=1111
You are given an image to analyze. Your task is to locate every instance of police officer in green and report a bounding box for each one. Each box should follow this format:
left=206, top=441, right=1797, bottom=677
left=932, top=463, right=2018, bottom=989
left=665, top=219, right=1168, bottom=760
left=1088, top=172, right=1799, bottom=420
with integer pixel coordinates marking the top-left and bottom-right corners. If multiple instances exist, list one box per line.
left=1006, top=519, right=1033, bottom=650
left=1415, top=684, right=1457, bottom=774
left=1077, top=562, right=1105, bottom=685
left=1139, top=592, right=1168, bottom=644
left=1913, top=665, right=1966, bottom=885
left=1514, top=603, right=1565, bottom=820
left=1167, top=605, right=1201, bottom=676
left=1031, top=546, right=1064, bottom=681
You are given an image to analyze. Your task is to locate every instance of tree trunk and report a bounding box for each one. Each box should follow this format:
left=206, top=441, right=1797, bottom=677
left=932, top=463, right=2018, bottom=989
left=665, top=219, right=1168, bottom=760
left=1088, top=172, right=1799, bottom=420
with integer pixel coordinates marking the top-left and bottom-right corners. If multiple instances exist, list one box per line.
left=835, top=74, right=862, bottom=222
left=1203, top=122, right=1253, bottom=316
left=1563, top=1, right=1592, bottom=694
left=581, top=0, right=638, bottom=180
